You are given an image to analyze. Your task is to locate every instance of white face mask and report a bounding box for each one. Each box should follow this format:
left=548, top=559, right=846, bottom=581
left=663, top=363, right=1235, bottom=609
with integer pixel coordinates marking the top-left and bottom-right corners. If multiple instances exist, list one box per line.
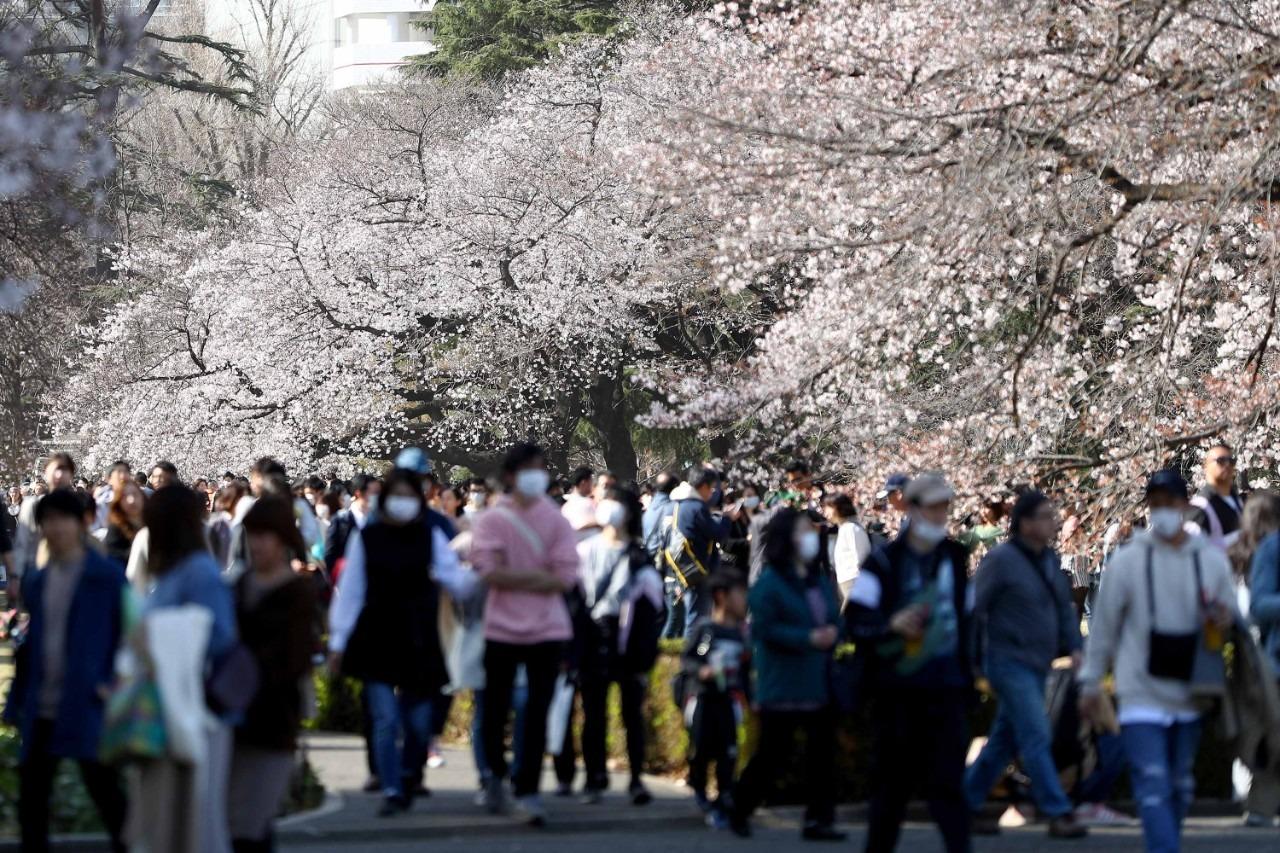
left=467, top=492, right=486, bottom=509
left=1149, top=507, right=1184, bottom=540
left=595, top=499, right=626, bottom=530
left=384, top=495, right=420, bottom=523
left=743, top=496, right=761, bottom=511
left=515, top=468, right=550, bottom=498
left=796, top=530, right=821, bottom=563
left=910, top=515, right=948, bottom=547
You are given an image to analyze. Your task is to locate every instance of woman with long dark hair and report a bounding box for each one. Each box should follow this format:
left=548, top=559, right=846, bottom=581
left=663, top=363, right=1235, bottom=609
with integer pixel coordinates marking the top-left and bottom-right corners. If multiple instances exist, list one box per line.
left=228, top=497, right=316, bottom=851
left=133, top=484, right=237, bottom=853
left=101, top=478, right=145, bottom=565
left=729, top=508, right=844, bottom=841
left=328, top=467, right=470, bottom=817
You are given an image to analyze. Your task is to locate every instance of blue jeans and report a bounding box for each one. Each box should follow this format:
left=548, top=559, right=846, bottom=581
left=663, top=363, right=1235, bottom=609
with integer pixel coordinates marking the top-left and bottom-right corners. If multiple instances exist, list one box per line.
left=661, top=578, right=686, bottom=639
left=1121, top=720, right=1201, bottom=853
left=683, top=583, right=710, bottom=635
left=364, top=681, right=433, bottom=800
left=964, top=657, right=1072, bottom=818
left=1076, top=731, right=1126, bottom=805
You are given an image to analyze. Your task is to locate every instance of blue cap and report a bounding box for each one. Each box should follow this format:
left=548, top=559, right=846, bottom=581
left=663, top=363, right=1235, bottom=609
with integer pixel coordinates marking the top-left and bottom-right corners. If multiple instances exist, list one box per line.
left=1145, top=469, right=1188, bottom=500
left=395, top=447, right=432, bottom=475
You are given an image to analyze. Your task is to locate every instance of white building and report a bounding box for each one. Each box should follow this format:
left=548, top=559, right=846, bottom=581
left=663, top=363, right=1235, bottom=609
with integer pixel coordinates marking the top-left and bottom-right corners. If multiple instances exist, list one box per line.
left=204, top=0, right=436, bottom=91
left=332, top=0, right=436, bottom=90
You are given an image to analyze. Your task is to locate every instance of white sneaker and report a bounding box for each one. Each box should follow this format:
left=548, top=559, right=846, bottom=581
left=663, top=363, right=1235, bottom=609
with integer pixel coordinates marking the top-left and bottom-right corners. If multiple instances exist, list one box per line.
left=515, top=794, right=548, bottom=827
left=1074, top=803, right=1139, bottom=827
left=427, top=751, right=446, bottom=770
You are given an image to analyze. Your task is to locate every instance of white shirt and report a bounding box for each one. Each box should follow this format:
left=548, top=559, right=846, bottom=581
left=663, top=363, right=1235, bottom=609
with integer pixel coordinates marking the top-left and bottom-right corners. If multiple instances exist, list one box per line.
left=832, top=521, right=872, bottom=585
left=328, top=524, right=476, bottom=653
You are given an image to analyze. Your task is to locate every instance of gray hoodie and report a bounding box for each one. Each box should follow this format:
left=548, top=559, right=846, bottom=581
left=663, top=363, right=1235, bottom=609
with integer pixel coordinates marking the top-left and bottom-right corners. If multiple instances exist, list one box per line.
left=1079, top=529, right=1236, bottom=716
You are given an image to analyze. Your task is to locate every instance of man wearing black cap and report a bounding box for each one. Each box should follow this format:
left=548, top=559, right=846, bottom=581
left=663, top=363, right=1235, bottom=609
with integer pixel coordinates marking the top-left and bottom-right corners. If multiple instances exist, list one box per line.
left=1079, top=469, right=1236, bottom=853
left=965, top=490, right=1086, bottom=839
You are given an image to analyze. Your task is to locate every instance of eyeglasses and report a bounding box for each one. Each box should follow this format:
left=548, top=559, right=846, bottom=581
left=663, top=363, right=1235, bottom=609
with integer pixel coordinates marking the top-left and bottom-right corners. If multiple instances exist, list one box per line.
left=1210, top=455, right=1236, bottom=466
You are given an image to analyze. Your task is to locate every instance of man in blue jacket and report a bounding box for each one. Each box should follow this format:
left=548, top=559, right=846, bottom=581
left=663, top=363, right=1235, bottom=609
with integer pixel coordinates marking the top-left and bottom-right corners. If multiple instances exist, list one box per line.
left=664, top=467, right=731, bottom=634
left=6, top=489, right=128, bottom=853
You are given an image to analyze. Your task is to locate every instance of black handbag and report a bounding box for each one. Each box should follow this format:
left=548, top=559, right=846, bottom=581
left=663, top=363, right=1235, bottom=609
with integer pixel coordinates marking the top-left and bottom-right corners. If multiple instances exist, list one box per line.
left=205, top=643, right=261, bottom=716
left=1144, top=546, right=1201, bottom=683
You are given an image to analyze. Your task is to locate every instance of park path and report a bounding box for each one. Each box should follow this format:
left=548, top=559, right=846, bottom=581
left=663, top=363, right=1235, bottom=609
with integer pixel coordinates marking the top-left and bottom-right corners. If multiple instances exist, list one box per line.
left=278, top=732, right=704, bottom=845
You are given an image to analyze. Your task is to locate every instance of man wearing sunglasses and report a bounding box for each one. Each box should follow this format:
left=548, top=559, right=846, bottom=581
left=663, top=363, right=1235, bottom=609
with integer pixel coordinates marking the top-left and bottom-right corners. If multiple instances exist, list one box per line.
left=1188, top=443, right=1244, bottom=551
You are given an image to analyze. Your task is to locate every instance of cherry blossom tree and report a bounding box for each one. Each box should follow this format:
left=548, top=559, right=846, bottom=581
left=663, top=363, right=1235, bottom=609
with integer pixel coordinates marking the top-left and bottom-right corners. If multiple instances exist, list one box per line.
left=61, top=12, right=763, bottom=479
left=639, top=0, right=1280, bottom=530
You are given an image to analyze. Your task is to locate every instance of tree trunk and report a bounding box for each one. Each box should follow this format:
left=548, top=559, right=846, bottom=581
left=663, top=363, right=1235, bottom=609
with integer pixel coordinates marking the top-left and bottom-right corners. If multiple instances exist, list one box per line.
left=587, top=367, right=638, bottom=482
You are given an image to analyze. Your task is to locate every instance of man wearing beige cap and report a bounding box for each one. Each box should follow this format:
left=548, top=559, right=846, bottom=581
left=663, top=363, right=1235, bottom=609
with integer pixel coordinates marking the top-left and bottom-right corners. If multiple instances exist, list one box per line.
left=846, top=472, right=974, bottom=853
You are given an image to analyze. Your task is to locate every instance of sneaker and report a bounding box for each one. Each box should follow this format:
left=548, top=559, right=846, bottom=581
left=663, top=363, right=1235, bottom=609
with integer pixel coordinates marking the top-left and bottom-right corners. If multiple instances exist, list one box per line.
left=427, top=751, right=446, bottom=770
left=693, top=791, right=713, bottom=815
left=554, top=781, right=574, bottom=798
left=1074, top=803, right=1138, bottom=827
left=1048, top=814, right=1089, bottom=839
left=728, top=812, right=752, bottom=838
left=515, top=794, right=548, bottom=828
left=629, top=780, right=653, bottom=806
left=377, top=795, right=410, bottom=817
left=580, top=788, right=604, bottom=805
left=362, top=776, right=381, bottom=794
left=481, top=776, right=507, bottom=815
left=801, top=823, right=848, bottom=842
left=1244, top=811, right=1278, bottom=828
left=707, top=809, right=730, bottom=830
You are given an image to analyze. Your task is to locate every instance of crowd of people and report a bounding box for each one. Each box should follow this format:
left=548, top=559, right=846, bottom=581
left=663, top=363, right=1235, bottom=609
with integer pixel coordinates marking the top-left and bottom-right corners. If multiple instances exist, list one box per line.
left=1, top=441, right=1279, bottom=853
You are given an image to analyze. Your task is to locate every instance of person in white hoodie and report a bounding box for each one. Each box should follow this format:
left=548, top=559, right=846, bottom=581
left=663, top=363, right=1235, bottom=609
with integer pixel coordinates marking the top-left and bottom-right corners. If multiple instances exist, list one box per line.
left=1079, top=469, right=1236, bottom=853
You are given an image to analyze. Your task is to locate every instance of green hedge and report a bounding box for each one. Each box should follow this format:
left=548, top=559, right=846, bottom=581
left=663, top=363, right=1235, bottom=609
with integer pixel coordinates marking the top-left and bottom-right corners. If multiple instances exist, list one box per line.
left=309, top=644, right=1235, bottom=802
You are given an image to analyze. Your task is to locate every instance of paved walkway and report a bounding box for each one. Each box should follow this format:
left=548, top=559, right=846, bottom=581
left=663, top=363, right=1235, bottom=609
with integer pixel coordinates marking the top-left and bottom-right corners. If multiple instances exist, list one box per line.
left=279, top=732, right=704, bottom=845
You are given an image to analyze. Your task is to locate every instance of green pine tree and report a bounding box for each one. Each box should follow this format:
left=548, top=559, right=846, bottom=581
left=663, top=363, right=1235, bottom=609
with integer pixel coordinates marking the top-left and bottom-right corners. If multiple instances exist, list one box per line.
left=412, top=0, right=622, bottom=79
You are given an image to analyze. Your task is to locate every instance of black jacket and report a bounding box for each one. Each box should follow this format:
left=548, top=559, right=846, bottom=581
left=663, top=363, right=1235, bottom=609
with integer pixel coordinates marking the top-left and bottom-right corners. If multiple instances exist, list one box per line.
left=341, top=519, right=447, bottom=693
left=845, top=533, right=974, bottom=691
left=235, top=573, right=316, bottom=750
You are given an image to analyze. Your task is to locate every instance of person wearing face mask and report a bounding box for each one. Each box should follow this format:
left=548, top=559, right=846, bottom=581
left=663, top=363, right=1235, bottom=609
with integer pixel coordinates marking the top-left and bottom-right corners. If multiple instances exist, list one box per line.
left=728, top=508, right=843, bottom=841
left=465, top=478, right=491, bottom=517
left=845, top=472, right=974, bottom=853
left=327, top=467, right=472, bottom=817
left=574, top=487, right=664, bottom=806
left=470, top=443, right=580, bottom=827
left=964, top=491, right=1087, bottom=839
left=1078, top=470, right=1236, bottom=853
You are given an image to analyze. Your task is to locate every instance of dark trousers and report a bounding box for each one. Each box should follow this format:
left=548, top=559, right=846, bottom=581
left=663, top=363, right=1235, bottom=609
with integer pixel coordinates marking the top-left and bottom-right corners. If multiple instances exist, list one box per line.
left=733, top=707, right=836, bottom=827
left=581, top=669, right=647, bottom=790
left=360, top=688, right=378, bottom=779
left=688, top=694, right=738, bottom=805
left=20, top=719, right=127, bottom=853
left=482, top=640, right=562, bottom=797
left=866, top=689, right=971, bottom=853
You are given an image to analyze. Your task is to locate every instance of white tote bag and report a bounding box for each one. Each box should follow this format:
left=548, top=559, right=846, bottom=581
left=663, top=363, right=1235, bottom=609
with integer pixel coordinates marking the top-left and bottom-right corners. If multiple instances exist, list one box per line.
left=545, top=673, right=576, bottom=756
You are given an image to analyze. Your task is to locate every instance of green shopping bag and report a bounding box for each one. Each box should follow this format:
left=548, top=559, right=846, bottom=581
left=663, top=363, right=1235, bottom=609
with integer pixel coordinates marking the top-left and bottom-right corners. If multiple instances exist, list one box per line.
left=99, top=676, right=167, bottom=765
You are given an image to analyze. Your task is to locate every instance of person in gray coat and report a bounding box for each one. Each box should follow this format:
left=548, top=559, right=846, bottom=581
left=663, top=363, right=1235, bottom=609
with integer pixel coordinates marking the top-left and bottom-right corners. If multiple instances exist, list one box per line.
left=964, top=490, right=1087, bottom=839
